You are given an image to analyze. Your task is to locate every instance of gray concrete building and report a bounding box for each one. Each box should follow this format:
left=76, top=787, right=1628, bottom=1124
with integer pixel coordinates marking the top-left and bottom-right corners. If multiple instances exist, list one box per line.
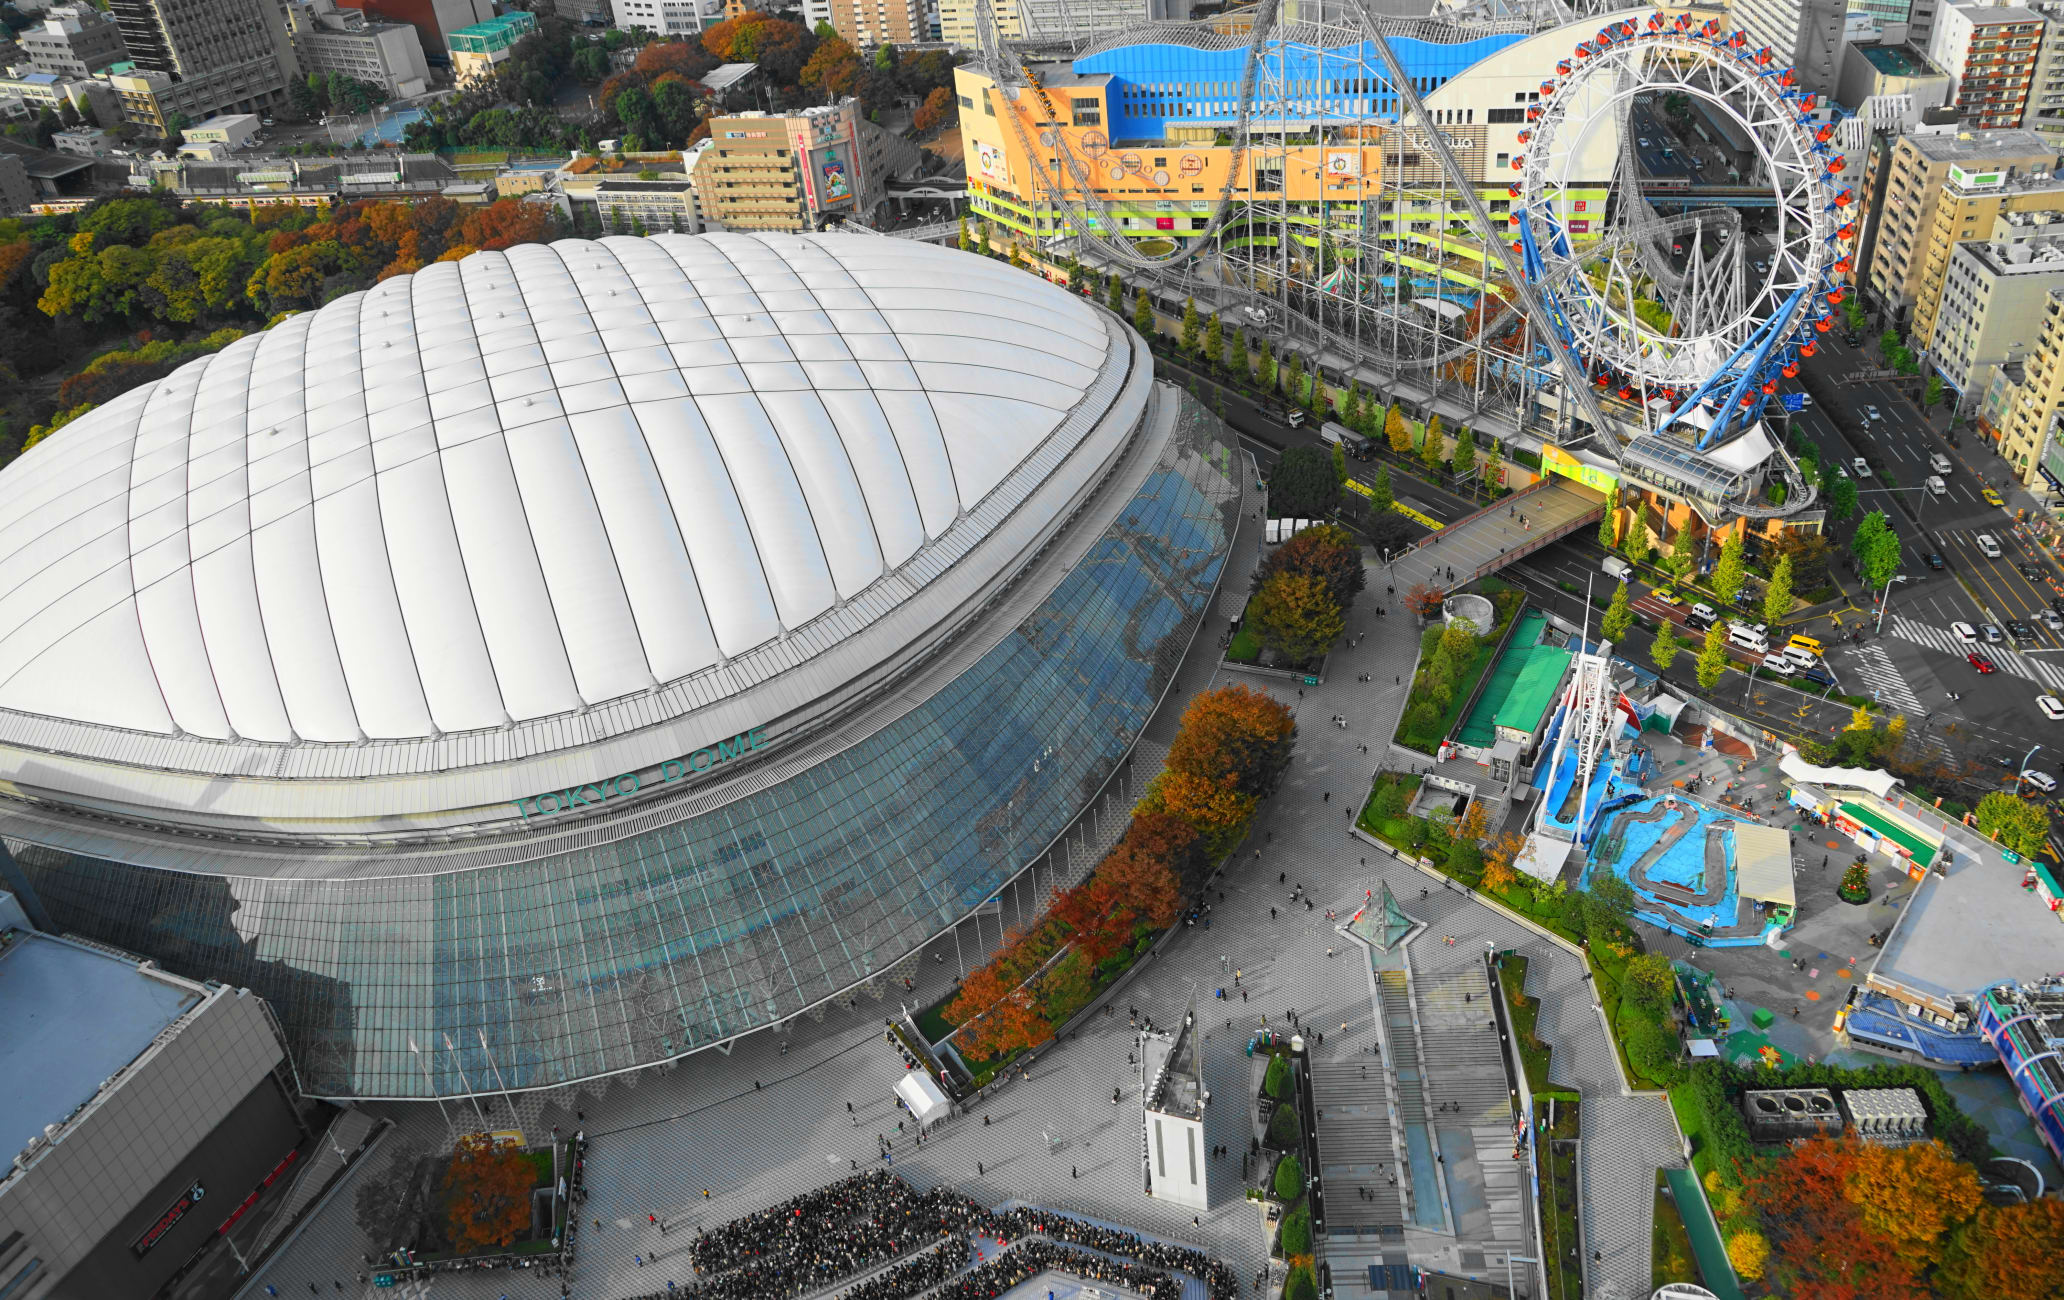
left=1930, top=234, right=2064, bottom=401
left=107, top=0, right=298, bottom=122
left=0, top=889, right=307, bottom=1300
left=19, top=6, right=127, bottom=80
left=289, top=0, right=431, bottom=99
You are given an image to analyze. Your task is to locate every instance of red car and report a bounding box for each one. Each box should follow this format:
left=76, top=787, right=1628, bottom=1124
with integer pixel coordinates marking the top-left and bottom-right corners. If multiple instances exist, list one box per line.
left=1968, top=652, right=1997, bottom=674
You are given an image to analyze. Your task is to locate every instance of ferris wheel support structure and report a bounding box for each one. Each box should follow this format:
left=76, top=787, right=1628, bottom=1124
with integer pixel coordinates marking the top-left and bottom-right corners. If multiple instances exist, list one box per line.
left=1511, top=12, right=1857, bottom=450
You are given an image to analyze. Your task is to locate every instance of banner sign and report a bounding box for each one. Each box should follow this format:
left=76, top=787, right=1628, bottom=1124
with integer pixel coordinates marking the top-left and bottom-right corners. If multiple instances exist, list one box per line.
left=133, top=1182, right=207, bottom=1258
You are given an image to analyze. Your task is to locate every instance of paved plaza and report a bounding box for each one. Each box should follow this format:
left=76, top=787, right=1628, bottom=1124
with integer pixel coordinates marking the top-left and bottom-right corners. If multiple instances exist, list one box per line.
left=236, top=454, right=1680, bottom=1300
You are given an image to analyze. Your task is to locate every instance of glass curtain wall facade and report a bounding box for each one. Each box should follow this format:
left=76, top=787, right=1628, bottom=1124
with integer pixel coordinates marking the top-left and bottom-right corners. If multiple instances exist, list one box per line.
left=11, top=402, right=1238, bottom=1100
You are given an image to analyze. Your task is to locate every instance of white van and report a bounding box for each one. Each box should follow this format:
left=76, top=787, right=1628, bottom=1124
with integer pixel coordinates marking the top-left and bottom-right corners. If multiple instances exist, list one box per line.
left=2023, top=769, right=2058, bottom=794
left=1978, top=534, right=2004, bottom=559
left=1689, top=602, right=1719, bottom=628
left=1603, top=556, right=1633, bottom=581
left=1929, top=453, right=1953, bottom=475
left=1927, top=475, right=1948, bottom=496
left=1729, top=625, right=1769, bottom=653
left=1784, top=644, right=1820, bottom=672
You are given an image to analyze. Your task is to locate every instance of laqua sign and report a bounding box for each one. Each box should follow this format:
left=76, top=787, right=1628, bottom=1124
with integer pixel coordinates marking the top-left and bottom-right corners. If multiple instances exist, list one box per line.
left=512, top=728, right=771, bottom=821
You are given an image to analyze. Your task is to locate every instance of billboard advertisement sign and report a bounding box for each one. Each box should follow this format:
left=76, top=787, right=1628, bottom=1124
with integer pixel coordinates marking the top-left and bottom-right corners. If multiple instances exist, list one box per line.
left=975, top=140, right=1009, bottom=184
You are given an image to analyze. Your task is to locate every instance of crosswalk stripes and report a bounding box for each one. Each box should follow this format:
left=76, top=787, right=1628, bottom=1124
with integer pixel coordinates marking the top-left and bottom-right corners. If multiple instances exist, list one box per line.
left=1888, top=615, right=2064, bottom=690
left=1844, top=642, right=1925, bottom=714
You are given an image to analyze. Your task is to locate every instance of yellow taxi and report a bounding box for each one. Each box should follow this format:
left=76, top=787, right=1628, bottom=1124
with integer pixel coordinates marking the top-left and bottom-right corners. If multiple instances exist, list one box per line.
left=1983, top=487, right=2006, bottom=506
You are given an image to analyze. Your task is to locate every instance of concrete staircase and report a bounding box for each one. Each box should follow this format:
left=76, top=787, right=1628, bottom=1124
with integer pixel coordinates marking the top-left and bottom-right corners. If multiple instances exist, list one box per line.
left=1415, top=964, right=1529, bottom=1248
left=1376, top=971, right=1429, bottom=1133
left=1310, top=1059, right=1405, bottom=1230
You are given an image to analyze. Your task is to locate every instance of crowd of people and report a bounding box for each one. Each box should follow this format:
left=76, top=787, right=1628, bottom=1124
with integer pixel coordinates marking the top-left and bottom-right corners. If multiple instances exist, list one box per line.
left=835, top=1235, right=972, bottom=1300
left=932, top=1240, right=1178, bottom=1300
left=618, top=1172, right=1244, bottom=1300
left=674, top=1172, right=991, bottom=1300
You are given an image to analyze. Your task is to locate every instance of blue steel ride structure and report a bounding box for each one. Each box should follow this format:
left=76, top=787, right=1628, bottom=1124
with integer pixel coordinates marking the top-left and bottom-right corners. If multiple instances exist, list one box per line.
left=1510, top=12, right=1855, bottom=451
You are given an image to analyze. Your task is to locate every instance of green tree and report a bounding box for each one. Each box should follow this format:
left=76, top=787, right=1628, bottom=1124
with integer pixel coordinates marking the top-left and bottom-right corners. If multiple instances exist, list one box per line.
left=1282, top=351, right=1304, bottom=401
left=1340, top=382, right=1364, bottom=429
left=1879, top=326, right=1902, bottom=361
left=1623, top=952, right=1676, bottom=1018
left=1852, top=509, right=1903, bottom=591
left=1228, top=327, right=1249, bottom=380
left=1577, top=870, right=1637, bottom=942
left=1479, top=436, right=1501, bottom=489
left=1419, top=414, right=1445, bottom=471
left=1203, top=312, right=1222, bottom=368
left=1651, top=621, right=1681, bottom=671
left=1107, top=273, right=1123, bottom=311
left=957, top=214, right=970, bottom=251
left=1180, top=296, right=1201, bottom=353
left=1256, top=337, right=1276, bottom=391
left=1976, top=791, right=2052, bottom=856
left=1826, top=473, right=1859, bottom=523
left=1625, top=517, right=1652, bottom=567
left=1273, top=1154, right=1304, bottom=1200
left=1668, top=521, right=1699, bottom=579
left=1712, top=532, right=1747, bottom=604
left=1331, top=440, right=1349, bottom=485
left=1451, top=425, right=1476, bottom=479
left=1268, top=446, right=1341, bottom=519
left=1600, top=581, right=1634, bottom=644
left=1695, top=621, right=1729, bottom=690
left=1763, top=552, right=1795, bottom=627
left=1598, top=484, right=1621, bottom=549
left=1250, top=571, right=1345, bottom=664
left=1263, top=1051, right=1294, bottom=1099
left=1371, top=466, right=1393, bottom=515
left=1924, top=374, right=1945, bottom=409
left=1132, top=289, right=1155, bottom=339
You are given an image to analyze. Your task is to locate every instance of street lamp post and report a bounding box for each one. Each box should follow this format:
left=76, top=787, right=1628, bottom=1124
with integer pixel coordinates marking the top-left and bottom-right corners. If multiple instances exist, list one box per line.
left=2018, top=744, right=2042, bottom=794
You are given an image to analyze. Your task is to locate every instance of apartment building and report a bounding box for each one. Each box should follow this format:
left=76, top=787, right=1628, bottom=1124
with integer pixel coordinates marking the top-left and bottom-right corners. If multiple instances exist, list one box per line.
left=290, top=0, right=431, bottom=99
left=1730, top=0, right=1849, bottom=95
left=1860, top=128, right=2061, bottom=322
left=1928, top=4, right=2048, bottom=127
left=940, top=0, right=1194, bottom=50
left=831, top=0, right=924, bottom=45
left=1928, top=236, right=2064, bottom=406
left=107, top=0, right=298, bottom=121
left=1988, top=281, right=2064, bottom=484
left=20, top=5, right=126, bottom=79
left=610, top=0, right=719, bottom=37
left=693, top=100, right=878, bottom=231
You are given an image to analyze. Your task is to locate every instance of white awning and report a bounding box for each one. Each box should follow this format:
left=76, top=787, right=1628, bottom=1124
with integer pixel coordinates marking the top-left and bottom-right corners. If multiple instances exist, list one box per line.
left=1703, top=423, right=1777, bottom=474
left=1779, top=752, right=1900, bottom=799
left=1732, top=823, right=1795, bottom=908
left=895, top=1070, right=951, bottom=1124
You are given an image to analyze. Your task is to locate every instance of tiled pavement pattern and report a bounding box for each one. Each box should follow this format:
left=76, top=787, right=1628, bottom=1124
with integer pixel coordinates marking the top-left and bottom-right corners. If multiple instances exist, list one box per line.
left=240, top=457, right=1676, bottom=1300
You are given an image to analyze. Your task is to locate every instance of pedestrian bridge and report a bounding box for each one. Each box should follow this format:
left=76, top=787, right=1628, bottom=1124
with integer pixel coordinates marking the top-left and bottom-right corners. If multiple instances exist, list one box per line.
left=1386, top=479, right=1606, bottom=603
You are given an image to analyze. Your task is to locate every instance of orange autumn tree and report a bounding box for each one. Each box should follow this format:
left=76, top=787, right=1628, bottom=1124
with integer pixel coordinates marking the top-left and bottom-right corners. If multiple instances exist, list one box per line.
left=1843, top=1139, right=1983, bottom=1267
left=1143, top=684, right=1295, bottom=851
left=957, top=990, right=1050, bottom=1059
left=1937, top=1196, right=2064, bottom=1300
left=441, top=1134, right=535, bottom=1253
left=1479, top=831, right=1526, bottom=891
left=1747, top=1136, right=1921, bottom=1300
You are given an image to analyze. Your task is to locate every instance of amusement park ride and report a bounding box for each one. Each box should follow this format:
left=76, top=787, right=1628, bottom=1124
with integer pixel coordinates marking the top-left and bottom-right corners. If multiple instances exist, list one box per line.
left=974, top=0, right=1850, bottom=524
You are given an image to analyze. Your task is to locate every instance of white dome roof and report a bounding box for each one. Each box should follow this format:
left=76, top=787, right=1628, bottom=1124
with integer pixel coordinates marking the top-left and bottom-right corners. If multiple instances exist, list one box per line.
left=0, top=234, right=1119, bottom=746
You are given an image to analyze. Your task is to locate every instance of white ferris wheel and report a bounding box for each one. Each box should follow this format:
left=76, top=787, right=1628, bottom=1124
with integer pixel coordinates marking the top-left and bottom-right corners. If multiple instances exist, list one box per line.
left=1507, top=12, right=1858, bottom=450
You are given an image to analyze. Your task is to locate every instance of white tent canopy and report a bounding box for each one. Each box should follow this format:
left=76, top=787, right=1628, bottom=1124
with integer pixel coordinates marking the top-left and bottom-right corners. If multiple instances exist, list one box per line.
left=1732, top=823, right=1796, bottom=909
left=895, top=1070, right=951, bottom=1126
left=1779, top=752, right=1900, bottom=799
